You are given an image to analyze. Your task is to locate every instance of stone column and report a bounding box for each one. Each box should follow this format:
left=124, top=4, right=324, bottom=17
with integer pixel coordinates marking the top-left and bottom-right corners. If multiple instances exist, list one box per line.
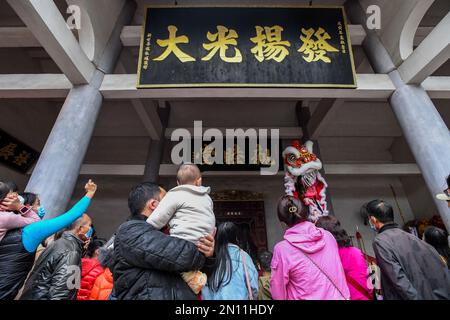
left=25, top=1, right=136, bottom=219
left=346, top=0, right=450, bottom=231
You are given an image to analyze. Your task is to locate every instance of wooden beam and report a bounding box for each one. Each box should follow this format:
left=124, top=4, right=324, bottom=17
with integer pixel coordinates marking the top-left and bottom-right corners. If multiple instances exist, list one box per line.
left=165, top=127, right=302, bottom=139
left=421, top=76, right=450, bottom=99
left=76, top=163, right=421, bottom=176
left=1, top=26, right=436, bottom=49
left=0, top=74, right=72, bottom=98
left=120, top=25, right=368, bottom=47
left=1, top=74, right=448, bottom=100
left=7, top=0, right=95, bottom=84
left=100, top=74, right=396, bottom=99
left=398, top=12, right=450, bottom=84
left=307, top=99, right=345, bottom=140
left=0, top=27, right=41, bottom=47
left=117, top=50, right=163, bottom=140
left=130, top=99, right=163, bottom=140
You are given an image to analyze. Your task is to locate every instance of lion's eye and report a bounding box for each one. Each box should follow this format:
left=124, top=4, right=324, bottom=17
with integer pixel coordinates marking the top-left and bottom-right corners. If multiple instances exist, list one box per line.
left=288, top=154, right=296, bottom=162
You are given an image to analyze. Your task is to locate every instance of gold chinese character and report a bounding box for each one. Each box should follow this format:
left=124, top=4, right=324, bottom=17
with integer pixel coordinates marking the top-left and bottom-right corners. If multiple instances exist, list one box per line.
left=234, top=145, right=245, bottom=164
left=13, top=150, right=31, bottom=166
left=0, top=143, right=17, bottom=160
left=250, top=26, right=291, bottom=62
left=298, top=27, right=339, bottom=63
left=202, top=26, right=242, bottom=63
left=154, top=25, right=195, bottom=63
left=203, top=145, right=215, bottom=165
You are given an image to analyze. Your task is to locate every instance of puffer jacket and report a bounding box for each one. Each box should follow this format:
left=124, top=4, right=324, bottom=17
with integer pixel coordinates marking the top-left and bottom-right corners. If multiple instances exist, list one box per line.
left=0, top=229, right=35, bottom=300
left=20, top=232, right=84, bottom=300
left=112, top=216, right=206, bottom=300
left=77, top=258, right=104, bottom=300
left=89, top=268, right=114, bottom=300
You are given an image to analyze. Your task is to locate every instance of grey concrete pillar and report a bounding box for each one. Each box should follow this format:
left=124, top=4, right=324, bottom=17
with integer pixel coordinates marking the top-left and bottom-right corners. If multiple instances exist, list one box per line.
left=25, top=1, right=136, bottom=219
left=26, top=82, right=102, bottom=219
left=346, top=0, right=450, bottom=231
left=389, top=71, right=450, bottom=230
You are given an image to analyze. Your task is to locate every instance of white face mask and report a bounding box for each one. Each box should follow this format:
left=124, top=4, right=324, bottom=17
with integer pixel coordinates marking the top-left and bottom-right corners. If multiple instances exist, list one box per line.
left=368, top=219, right=377, bottom=231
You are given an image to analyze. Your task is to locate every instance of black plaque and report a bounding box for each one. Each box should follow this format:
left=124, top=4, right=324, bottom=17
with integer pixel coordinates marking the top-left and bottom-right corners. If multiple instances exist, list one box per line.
left=137, top=7, right=356, bottom=88
left=0, top=129, right=40, bottom=174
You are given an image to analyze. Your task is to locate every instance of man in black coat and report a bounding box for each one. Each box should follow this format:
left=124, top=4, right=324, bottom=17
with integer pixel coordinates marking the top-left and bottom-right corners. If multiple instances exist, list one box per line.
left=367, top=199, right=450, bottom=300
left=112, top=182, right=215, bottom=300
left=20, top=214, right=92, bottom=300
left=0, top=229, right=36, bottom=300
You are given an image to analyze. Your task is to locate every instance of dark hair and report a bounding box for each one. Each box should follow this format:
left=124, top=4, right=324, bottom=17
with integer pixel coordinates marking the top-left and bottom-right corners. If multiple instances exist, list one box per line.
left=316, top=216, right=352, bottom=248
left=277, top=195, right=308, bottom=227
left=207, top=222, right=240, bottom=292
left=0, top=182, right=10, bottom=202
left=424, top=226, right=450, bottom=268
left=54, top=228, right=66, bottom=241
left=128, top=182, right=161, bottom=216
left=258, top=250, right=273, bottom=272
left=86, top=238, right=107, bottom=258
left=4, top=181, right=18, bottom=192
left=447, top=175, right=450, bottom=188
left=365, top=199, right=394, bottom=223
left=20, top=192, right=38, bottom=206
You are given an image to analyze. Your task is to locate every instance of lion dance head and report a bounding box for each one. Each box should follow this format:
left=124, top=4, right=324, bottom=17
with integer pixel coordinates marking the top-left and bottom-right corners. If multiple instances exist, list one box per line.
left=282, top=140, right=328, bottom=222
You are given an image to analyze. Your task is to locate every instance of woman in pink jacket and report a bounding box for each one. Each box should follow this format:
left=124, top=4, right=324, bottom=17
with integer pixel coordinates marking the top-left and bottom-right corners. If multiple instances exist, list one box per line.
left=316, top=216, right=373, bottom=300
left=270, top=196, right=350, bottom=300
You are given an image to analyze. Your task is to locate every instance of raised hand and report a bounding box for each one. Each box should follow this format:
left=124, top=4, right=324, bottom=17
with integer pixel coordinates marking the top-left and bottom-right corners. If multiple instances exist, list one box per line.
left=0, top=193, right=23, bottom=212
left=84, top=179, right=97, bottom=199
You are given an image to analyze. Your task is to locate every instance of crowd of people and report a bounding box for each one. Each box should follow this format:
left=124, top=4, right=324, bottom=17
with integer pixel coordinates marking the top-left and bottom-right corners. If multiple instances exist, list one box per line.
left=0, top=166, right=449, bottom=300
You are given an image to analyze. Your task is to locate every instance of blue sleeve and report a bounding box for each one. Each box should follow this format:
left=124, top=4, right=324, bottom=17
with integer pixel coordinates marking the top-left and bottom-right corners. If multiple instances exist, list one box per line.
left=22, top=196, right=91, bottom=252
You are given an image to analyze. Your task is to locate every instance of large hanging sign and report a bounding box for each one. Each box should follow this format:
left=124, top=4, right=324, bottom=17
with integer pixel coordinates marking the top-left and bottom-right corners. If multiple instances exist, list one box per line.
left=0, top=129, right=40, bottom=174
left=137, top=6, right=357, bottom=88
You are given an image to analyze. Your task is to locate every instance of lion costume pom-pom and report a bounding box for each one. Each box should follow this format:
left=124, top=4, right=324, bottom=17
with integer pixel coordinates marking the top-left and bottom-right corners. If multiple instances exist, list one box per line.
left=282, top=140, right=329, bottom=222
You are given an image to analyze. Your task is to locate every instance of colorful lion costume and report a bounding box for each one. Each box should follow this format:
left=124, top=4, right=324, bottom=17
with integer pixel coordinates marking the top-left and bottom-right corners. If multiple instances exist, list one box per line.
left=282, top=140, right=329, bottom=222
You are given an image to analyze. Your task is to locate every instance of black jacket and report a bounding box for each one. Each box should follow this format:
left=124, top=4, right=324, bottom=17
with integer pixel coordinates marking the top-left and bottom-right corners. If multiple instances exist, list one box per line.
left=20, top=232, right=84, bottom=300
left=0, top=229, right=36, bottom=300
left=373, top=224, right=450, bottom=300
left=112, top=216, right=206, bottom=300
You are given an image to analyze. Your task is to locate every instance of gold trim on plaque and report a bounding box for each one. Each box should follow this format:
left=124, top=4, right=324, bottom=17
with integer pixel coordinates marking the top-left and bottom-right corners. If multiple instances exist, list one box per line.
left=136, top=6, right=358, bottom=89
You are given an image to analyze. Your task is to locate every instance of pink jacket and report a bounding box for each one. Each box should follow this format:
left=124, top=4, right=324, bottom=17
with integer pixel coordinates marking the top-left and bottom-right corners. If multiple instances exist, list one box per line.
left=271, top=221, right=350, bottom=300
left=338, top=246, right=373, bottom=300
left=0, top=209, right=40, bottom=241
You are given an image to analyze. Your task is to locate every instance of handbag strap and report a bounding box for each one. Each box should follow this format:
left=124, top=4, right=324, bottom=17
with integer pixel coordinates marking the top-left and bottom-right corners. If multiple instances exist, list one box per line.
left=240, top=249, right=254, bottom=300
left=345, top=274, right=373, bottom=300
left=299, top=250, right=349, bottom=300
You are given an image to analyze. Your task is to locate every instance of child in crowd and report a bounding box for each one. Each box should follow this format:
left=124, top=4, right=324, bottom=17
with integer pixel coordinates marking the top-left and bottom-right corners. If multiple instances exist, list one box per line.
left=147, top=163, right=216, bottom=294
left=257, top=251, right=273, bottom=300
left=0, top=182, right=40, bottom=242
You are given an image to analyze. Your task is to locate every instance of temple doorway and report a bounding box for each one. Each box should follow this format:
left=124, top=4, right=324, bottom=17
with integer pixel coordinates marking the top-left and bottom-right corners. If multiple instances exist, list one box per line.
left=211, top=190, right=268, bottom=262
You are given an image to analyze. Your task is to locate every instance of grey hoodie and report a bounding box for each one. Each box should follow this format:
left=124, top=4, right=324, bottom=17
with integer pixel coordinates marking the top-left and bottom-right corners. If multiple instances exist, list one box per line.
left=147, top=185, right=216, bottom=244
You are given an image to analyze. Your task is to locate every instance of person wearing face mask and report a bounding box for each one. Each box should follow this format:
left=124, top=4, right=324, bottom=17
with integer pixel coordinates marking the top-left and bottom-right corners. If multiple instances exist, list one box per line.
left=20, top=214, right=93, bottom=300
left=366, top=199, right=450, bottom=300
left=0, top=180, right=98, bottom=300
left=0, top=184, right=40, bottom=242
